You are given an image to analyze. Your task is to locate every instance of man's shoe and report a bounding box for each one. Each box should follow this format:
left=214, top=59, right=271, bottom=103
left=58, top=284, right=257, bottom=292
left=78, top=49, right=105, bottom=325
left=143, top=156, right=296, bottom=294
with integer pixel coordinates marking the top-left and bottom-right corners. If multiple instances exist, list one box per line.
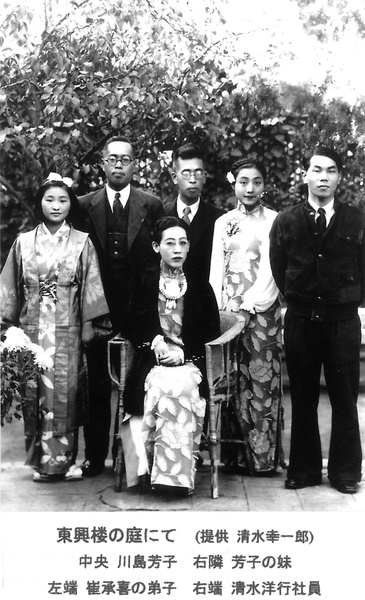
left=81, top=460, right=104, bottom=477
left=332, top=481, right=358, bottom=494
left=285, top=477, right=321, bottom=490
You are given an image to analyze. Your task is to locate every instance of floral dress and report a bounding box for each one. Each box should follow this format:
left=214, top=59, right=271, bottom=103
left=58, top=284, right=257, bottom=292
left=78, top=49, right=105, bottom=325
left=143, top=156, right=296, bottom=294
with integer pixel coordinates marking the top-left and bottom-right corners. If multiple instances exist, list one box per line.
left=27, top=223, right=75, bottom=474
left=0, top=222, right=109, bottom=476
left=142, top=277, right=206, bottom=492
left=209, top=201, right=282, bottom=473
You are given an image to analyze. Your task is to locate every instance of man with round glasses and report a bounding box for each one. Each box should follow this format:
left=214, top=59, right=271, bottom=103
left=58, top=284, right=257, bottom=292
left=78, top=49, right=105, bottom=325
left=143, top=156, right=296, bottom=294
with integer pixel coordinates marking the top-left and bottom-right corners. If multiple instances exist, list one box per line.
left=166, top=142, right=224, bottom=283
left=77, top=135, right=164, bottom=477
left=104, top=155, right=133, bottom=166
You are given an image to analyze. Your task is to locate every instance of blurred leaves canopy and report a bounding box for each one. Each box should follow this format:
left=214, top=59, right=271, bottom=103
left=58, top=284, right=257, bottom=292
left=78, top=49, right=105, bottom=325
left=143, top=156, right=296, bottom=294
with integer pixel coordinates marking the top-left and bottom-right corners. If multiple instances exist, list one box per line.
left=1, top=0, right=365, bottom=265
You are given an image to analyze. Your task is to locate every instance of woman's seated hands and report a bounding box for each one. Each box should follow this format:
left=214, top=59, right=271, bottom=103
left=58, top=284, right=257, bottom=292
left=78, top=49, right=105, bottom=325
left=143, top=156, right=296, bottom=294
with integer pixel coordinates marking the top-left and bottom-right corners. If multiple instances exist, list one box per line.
left=153, top=338, right=184, bottom=366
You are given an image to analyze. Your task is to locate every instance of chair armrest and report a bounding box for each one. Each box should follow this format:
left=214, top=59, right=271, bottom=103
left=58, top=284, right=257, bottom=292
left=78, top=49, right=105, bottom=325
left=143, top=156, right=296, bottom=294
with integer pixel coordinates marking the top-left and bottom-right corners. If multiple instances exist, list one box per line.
left=107, top=335, right=135, bottom=385
left=205, top=317, right=247, bottom=386
left=206, top=315, right=248, bottom=347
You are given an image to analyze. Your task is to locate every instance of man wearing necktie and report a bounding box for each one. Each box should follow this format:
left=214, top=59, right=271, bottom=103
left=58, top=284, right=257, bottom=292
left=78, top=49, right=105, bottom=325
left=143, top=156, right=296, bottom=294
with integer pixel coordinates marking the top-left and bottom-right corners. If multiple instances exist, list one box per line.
left=270, top=145, right=364, bottom=495
left=77, top=135, right=164, bottom=476
left=165, top=143, right=224, bottom=284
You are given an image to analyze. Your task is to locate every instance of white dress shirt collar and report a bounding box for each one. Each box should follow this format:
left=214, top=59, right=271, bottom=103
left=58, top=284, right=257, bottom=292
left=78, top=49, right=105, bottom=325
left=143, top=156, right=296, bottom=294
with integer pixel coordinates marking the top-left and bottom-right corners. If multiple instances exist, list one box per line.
left=308, top=197, right=335, bottom=225
left=106, top=184, right=131, bottom=211
left=176, top=196, right=200, bottom=222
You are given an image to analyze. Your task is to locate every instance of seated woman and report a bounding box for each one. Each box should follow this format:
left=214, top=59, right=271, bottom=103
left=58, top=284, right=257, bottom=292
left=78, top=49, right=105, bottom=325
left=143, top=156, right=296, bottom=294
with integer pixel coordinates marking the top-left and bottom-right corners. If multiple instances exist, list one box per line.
left=121, top=216, right=220, bottom=494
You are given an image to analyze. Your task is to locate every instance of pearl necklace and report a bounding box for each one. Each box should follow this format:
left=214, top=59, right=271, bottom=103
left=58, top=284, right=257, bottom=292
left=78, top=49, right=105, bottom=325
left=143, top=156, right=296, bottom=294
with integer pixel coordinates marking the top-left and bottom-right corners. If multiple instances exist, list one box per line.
left=159, top=268, right=187, bottom=310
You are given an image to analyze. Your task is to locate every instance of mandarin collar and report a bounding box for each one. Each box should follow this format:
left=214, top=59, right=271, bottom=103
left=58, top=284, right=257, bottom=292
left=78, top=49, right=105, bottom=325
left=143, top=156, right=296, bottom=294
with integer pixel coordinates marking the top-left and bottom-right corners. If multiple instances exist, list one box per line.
left=160, top=259, right=184, bottom=279
left=236, top=200, right=262, bottom=216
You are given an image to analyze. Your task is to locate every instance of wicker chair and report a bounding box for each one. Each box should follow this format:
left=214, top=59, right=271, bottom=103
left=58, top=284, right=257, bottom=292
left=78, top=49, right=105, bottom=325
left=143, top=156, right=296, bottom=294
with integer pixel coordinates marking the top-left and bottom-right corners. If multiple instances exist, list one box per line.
left=107, top=335, right=135, bottom=492
left=108, top=311, right=254, bottom=497
left=205, top=311, right=254, bottom=498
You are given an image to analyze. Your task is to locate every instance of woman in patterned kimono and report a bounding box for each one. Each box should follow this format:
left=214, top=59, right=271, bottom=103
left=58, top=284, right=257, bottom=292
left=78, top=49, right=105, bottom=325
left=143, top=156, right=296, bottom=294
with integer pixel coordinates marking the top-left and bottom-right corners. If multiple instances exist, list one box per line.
left=209, top=159, right=282, bottom=475
left=121, top=216, right=220, bottom=494
left=0, top=174, right=109, bottom=482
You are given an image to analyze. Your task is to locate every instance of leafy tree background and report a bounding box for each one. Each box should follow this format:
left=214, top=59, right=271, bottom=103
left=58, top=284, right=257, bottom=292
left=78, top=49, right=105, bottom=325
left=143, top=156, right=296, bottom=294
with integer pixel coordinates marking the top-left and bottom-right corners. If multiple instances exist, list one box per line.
left=1, top=0, right=365, bottom=266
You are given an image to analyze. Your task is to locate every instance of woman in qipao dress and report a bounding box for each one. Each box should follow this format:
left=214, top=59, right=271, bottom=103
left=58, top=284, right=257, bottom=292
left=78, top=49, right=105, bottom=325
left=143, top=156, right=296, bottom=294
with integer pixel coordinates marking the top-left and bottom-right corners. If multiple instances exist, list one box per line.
left=209, top=159, right=282, bottom=475
left=121, top=216, right=220, bottom=494
left=0, top=174, right=109, bottom=481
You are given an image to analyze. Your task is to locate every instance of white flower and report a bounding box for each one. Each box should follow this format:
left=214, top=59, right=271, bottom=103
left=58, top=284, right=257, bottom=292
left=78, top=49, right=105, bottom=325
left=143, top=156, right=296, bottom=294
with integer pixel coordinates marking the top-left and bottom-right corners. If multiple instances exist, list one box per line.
left=46, top=172, right=73, bottom=187
left=225, top=217, right=240, bottom=237
left=62, top=177, right=74, bottom=188
left=28, top=343, right=53, bottom=370
left=1, top=327, right=52, bottom=369
left=2, top=327, right=31, bottom=351
left=226, top=171, right=235, bottom=184
left=47, top=172, right=62, bottom=182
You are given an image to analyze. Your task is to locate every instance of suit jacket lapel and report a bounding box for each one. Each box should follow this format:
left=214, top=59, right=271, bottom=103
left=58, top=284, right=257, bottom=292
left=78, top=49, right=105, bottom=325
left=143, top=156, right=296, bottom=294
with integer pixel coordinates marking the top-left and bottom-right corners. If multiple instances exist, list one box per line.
left=88, top=188, right=108, bottom=251
left=127, top=187, right=148, bottom=251
left=168, top=200, right=179, bottom=218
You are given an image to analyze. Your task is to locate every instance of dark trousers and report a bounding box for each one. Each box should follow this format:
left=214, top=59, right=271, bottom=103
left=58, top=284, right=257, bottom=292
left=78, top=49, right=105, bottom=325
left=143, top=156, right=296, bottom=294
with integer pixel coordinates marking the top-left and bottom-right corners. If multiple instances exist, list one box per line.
left=83, top=339, right=112, bottom=465
left=284, top=311, right=362, bottom=484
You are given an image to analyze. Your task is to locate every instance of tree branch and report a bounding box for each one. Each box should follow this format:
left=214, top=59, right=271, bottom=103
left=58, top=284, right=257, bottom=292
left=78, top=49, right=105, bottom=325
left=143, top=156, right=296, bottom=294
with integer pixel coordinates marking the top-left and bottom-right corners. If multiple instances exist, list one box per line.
left=0, top=176, right=35, bottom=219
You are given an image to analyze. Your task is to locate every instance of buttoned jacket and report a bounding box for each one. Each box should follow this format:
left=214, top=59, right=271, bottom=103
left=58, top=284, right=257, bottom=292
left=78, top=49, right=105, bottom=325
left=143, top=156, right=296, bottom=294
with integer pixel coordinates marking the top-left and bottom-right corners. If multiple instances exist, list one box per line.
left=77, top=186, right=164, bottom=274
left=77, top=186, right=164, bottom=327
left=269, top=200, right=365, bottom=318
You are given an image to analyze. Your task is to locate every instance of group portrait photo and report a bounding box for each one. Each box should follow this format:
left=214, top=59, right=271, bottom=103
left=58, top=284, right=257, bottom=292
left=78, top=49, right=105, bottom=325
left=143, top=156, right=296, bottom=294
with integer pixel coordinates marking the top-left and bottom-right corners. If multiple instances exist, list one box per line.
left=1, top=0, right=365, bottom=515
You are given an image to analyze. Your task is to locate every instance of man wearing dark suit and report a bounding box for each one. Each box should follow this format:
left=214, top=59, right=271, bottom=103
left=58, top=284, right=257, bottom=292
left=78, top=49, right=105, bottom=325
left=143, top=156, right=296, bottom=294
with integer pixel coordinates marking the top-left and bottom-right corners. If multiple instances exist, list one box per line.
left=165, top=143, right=224, bottom=283
left=77, top=135, right=164, bottom=476
left=270, top=145, right=364, bottom=494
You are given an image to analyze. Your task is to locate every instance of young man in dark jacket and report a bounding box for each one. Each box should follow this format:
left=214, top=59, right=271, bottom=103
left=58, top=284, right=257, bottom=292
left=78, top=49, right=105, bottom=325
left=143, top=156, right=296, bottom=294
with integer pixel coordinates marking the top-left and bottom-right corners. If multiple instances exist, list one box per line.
left=164, top=143, right=224, bottom=284
left=270, top=145, right=364, bottom=494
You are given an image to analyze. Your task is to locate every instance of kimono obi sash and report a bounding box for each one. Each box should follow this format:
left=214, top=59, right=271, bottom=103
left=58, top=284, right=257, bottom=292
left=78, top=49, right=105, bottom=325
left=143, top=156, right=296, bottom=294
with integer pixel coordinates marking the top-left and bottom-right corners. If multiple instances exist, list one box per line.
left=19, top=227, right=89, bottom=335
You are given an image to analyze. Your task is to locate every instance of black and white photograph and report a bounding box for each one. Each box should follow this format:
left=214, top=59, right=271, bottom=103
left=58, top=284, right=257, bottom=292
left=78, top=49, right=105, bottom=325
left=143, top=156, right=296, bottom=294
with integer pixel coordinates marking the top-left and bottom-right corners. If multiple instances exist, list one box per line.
left=1, top=0, right=364, bottom=597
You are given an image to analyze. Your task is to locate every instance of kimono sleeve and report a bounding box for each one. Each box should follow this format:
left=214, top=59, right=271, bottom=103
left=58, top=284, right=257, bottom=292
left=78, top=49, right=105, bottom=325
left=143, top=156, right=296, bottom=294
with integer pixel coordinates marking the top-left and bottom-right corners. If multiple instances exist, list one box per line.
left=0, top=239, right=23, bottom=330
left=80, top=238, right=109, bottom=323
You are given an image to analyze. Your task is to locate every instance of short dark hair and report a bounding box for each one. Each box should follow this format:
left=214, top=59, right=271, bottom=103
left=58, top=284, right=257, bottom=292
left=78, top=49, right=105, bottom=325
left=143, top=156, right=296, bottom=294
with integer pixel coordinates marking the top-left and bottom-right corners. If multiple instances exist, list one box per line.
left=172, top=143, right=204, bottom=168
left=102, top=135, right=134, bottom=158
left=303, top=145, right=343, bottom=173
left=230, top=158, right=267, bottom=182
left=34, top=179, right=80, bottom=224
left=152, top=216, right=190, bottom=244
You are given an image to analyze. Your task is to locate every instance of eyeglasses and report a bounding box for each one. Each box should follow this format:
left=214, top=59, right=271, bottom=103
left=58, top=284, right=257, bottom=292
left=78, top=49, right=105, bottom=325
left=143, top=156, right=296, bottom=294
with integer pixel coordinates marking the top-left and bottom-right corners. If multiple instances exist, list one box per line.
left=180, top=169, right=205, bottom=180
left=104, top=155, right=133, bottom=167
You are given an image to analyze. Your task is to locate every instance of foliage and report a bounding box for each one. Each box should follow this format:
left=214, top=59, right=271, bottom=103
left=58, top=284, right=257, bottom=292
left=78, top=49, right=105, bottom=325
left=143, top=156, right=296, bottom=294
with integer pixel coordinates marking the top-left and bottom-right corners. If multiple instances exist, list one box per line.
left=293, top=0, right=365, bottom=42
left=1, top=0, right=365, bottom=267
left=0, top=326, right=53, bottom=426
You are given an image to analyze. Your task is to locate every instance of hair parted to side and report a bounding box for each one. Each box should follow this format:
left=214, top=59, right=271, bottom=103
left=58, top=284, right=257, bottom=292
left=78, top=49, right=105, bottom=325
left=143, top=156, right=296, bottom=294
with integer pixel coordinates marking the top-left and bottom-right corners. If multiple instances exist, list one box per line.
left=34, top=180, right=80, bottom=224
left=230, top=158, right=267, bottom=182
left=172, top=143, right=204, bottom=168
left=152, top=216, right=191, bottom=244
left=102, top=135, right=135, bottom=158
left=302, top=145, right=343, bottom=173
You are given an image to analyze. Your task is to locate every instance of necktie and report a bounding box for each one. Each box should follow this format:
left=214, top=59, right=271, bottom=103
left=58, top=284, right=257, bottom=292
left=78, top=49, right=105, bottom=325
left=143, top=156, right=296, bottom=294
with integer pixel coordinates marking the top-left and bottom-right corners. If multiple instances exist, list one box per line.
left=316, top=207, right=326, bottom=235
left=182, top=206, right=191, bottom=225
left=113, top=192, right=122, bottom=220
